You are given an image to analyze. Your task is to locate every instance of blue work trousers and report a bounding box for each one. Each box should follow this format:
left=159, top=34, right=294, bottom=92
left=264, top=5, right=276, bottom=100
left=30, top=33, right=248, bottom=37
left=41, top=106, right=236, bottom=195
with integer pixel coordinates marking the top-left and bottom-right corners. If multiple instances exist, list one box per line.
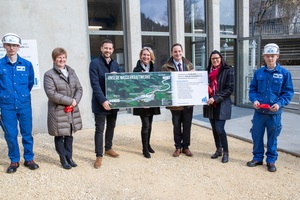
left=2, top=107, right=34, bottom=162
left=251, top=112, right=282, bottom=164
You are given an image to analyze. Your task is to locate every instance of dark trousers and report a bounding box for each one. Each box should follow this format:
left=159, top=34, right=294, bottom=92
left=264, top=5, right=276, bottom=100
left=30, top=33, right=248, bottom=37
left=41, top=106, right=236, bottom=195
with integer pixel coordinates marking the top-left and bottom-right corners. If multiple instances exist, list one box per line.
left=94, top=113, right=117, bottom=157
left=171, top=107, right=193, bottom=149
left=209, top=119, right=228, bottom=152
left=140, top=116, right=153, bottom=148
left=54, top=135, right=73, bottom=159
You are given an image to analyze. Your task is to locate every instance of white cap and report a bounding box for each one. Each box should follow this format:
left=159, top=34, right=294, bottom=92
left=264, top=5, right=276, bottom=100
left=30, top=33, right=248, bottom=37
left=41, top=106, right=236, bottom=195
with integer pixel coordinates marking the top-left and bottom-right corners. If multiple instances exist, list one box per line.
left=2, top=33, right=21, bottom=45
left=263, top=43, right=280, bottom=55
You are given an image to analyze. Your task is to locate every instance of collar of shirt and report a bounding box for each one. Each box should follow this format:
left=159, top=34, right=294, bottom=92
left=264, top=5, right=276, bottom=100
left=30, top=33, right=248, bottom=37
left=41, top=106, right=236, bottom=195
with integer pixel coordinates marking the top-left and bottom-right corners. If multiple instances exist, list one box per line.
left=173, top=60, right=182, bottom=71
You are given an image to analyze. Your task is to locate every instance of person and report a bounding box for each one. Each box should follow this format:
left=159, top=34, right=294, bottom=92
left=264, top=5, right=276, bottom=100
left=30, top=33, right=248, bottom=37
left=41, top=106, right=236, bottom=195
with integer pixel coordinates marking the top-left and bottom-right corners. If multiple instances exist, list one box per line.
left=0, top=33, right=39, bottom=173
left=162, top=43, right=194, bottom=157
left=247, top=43, right=294, bottom=172
left=89, top=39, right=120, bottom=169
left=205, top=50, right=234, bottom=163
left=132, top=47, right=161, bottom=158
left=43, top=48, right=83, bottom=170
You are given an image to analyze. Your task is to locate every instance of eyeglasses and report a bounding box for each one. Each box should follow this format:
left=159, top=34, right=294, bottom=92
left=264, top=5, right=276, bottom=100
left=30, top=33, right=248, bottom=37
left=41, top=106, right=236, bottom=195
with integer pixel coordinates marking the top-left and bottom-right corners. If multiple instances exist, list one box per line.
left=211, top=57, right=220, bottom=60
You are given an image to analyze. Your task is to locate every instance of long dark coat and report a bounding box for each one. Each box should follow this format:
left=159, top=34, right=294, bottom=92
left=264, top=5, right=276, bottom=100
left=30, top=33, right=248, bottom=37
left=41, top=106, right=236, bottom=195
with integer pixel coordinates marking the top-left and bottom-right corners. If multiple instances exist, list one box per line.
left=132, top=60, right=161, bottom=116
left=207, top=64, right=234, bottom=120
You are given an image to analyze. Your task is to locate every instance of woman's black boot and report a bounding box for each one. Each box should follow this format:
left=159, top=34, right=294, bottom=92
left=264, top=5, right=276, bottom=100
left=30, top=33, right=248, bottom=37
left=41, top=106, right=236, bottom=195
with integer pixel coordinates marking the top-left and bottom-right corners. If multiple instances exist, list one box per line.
left=222, top=152, right=229, bottom=163
left=60, top=156, right=72, bottom=169
left=66, top=158, right=78, bottom=167
left=148, top=131, right=155, bottom=153
left=142, top=133, right=151, bottom=158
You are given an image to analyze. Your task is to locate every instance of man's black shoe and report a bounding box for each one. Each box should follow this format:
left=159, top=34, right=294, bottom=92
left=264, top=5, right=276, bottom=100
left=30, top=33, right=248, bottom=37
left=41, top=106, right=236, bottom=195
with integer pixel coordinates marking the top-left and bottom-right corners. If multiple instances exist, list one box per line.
left=247, top=160, right=263, bottom=167
left=267, top=163, right=277, bottom=172
left=7, top=162, right=19, bottom=173
left=24, top=160, right=39, bottom=170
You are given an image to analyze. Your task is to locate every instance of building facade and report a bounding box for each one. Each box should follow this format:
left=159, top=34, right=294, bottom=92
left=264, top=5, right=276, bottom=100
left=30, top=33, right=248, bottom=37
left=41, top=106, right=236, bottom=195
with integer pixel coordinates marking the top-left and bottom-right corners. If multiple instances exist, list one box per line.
left=0, top=0, right=250, bottom=133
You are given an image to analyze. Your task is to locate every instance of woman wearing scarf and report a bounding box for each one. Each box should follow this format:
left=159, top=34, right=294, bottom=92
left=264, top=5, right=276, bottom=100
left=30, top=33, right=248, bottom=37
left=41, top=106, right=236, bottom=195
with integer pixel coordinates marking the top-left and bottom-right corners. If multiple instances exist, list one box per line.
left=205, top=50, right=234, bottom=163
left=133, top=47, right=161, bottom=158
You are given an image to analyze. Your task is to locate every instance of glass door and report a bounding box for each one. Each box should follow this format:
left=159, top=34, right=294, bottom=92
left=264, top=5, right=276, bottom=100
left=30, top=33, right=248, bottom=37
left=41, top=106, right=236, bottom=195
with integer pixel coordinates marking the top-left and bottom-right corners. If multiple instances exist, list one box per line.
left=236, top=36, right=261, bottom=107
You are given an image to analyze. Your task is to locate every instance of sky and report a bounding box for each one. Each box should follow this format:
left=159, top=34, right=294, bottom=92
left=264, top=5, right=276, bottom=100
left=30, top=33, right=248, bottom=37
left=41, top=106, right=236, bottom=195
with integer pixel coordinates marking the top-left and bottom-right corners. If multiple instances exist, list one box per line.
left=140, top=0, right=234, bottom=26
left=140, top=0, right=168, bottom=25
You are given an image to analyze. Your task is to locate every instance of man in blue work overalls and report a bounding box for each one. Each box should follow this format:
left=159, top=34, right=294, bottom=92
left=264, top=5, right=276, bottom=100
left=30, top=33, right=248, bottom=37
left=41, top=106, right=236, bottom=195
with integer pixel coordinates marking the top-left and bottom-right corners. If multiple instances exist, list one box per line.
left=247, top=43, right=294, bottom=172
left=0, top=33, right=39, bottom=173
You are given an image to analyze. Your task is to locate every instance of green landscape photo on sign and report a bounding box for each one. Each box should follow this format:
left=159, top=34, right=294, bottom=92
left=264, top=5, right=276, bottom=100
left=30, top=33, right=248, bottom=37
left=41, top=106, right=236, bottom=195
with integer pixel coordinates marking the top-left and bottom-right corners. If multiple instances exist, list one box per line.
left=106, top=72, right=173, bottom=108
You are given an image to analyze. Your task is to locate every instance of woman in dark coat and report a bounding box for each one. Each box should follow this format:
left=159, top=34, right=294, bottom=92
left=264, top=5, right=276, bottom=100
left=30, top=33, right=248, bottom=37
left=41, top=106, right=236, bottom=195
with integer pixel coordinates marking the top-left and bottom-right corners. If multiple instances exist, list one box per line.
left=44, top=48, right=83, bottom=169
left=205, top=50, right=234, bottom=163
left=133, top=47, right=161, bottom=158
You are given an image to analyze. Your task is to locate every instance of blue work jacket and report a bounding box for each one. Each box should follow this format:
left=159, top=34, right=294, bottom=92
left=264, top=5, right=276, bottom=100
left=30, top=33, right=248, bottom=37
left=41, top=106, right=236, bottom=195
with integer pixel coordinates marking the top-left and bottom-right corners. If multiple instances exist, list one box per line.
left=249, top=63, right=294, bottom=115
left=0, top=54, right=34, bottom=109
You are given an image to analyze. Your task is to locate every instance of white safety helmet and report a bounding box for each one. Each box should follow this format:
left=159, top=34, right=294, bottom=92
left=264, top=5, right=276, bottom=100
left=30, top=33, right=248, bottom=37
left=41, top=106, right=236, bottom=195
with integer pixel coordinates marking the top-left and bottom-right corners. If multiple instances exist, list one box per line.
left=263, top=43, right=280, bottom=55
left=2, top=33, right=21, bottom=45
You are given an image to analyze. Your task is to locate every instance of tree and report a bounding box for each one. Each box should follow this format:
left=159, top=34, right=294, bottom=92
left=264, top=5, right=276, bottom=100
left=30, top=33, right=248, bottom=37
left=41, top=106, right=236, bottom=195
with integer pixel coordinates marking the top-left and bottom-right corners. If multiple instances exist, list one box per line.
left=250, top=0, right=300, bottom=24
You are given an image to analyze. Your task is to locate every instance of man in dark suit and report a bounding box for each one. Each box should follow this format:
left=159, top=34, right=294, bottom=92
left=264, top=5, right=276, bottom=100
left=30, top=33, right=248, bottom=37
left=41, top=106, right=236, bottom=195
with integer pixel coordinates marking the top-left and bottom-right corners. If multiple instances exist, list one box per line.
left=89, top=39, right=120, bottom=169
left=162, top=43, right=194, bottom=157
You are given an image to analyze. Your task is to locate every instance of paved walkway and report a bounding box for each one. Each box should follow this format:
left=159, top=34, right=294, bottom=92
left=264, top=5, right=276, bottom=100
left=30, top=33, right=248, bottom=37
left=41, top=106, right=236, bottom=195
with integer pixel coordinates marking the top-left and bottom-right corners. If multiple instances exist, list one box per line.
left=193, top=106, right=300, bottom=157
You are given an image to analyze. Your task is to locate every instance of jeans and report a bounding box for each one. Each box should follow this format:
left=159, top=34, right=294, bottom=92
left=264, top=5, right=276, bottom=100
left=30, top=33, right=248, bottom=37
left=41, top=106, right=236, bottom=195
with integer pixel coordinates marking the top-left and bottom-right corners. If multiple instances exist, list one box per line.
left=209, top=119, right=228, bottom=152
left=94, top=113, right=117, bottom=157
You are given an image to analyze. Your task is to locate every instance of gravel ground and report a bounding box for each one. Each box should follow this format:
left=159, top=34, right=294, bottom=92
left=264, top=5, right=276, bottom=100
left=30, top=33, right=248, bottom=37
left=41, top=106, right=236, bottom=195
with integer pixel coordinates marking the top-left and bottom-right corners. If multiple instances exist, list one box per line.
left=0, top=121, right=299, bottom=200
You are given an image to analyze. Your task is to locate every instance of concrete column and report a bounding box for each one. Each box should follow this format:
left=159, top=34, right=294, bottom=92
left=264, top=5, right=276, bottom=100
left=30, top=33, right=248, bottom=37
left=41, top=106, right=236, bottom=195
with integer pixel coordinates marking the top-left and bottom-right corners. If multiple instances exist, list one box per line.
left=170, top=0, right=185, bottom=51
left=238, top=0, right=249, bottom=38
left=125, top=0, right=142, bottom=72
left=207, top=0, right=220, bottom=53
left=237, top=0, right=251, bottom=103
left=0, top=0, right=94, bottom=132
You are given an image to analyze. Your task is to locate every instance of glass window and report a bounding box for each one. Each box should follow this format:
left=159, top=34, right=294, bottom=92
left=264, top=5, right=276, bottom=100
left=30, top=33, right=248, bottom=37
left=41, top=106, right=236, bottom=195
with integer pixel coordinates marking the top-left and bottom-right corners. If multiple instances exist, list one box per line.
left=142, top=36, right=169, bottom=71
left=88, top=0, right=123, bottom=31
left=184, top=0, right=206, bottom=33
left=220, top=0, right=235, bottom=35
left=220, top=38, right=235, bottom=67
left=140, top=0, right=169, bottom=32
left=185, top=37, right=206, bottom=71
left=87, top=0, right=126, bottom=71
left=89, top=35, right=125, bottom=72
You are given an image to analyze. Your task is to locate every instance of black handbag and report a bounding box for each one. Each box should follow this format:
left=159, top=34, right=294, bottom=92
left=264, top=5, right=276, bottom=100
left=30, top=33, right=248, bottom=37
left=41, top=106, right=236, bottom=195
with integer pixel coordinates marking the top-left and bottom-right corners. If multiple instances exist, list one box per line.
left=203, top=105, right=214, bottom=118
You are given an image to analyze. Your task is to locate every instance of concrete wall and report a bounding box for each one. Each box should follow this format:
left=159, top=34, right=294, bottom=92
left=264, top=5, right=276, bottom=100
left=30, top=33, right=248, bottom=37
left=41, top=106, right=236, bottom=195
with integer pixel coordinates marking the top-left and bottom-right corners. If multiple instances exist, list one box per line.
left=0, top=0, right=94, bottom=133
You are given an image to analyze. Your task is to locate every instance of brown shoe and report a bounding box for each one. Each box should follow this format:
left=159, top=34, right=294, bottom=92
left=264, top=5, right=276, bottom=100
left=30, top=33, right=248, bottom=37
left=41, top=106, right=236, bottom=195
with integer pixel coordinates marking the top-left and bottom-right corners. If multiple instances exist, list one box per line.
left=173, top=149, right=181, bottom=157
left=105, top=149, right=119, bottom=158
left=94, top=157, right=102, bottom=169
left=182, top=148, right=193, bottom=157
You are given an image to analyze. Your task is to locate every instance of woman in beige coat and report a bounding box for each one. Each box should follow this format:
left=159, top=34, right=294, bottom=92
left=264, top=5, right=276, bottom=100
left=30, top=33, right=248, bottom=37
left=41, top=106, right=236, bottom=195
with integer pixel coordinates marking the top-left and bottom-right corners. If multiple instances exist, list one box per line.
left=44, top=48, right=83, bottom=169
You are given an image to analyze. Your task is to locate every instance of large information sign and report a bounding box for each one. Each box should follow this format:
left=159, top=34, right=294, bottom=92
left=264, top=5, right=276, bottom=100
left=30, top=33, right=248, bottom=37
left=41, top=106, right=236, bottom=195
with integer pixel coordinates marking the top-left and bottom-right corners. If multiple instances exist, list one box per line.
left=0, top=40, right=41, bottom=89
left=106, top=71, right=208, bottom=108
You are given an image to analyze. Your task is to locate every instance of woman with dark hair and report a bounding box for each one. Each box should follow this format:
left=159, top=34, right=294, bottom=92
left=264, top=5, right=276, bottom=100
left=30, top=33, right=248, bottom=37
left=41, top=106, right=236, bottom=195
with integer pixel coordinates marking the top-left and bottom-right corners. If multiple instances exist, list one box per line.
left=133, top=47, right=161, bottom=158
left=205, top=50, right=234, bottom=163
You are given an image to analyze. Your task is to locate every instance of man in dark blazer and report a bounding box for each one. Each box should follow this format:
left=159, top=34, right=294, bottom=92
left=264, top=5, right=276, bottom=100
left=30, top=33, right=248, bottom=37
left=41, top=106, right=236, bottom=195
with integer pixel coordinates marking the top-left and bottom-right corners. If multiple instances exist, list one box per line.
left=162, top=43, right=194, bottom=157
left=89, top=39, right=120, bottom=169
